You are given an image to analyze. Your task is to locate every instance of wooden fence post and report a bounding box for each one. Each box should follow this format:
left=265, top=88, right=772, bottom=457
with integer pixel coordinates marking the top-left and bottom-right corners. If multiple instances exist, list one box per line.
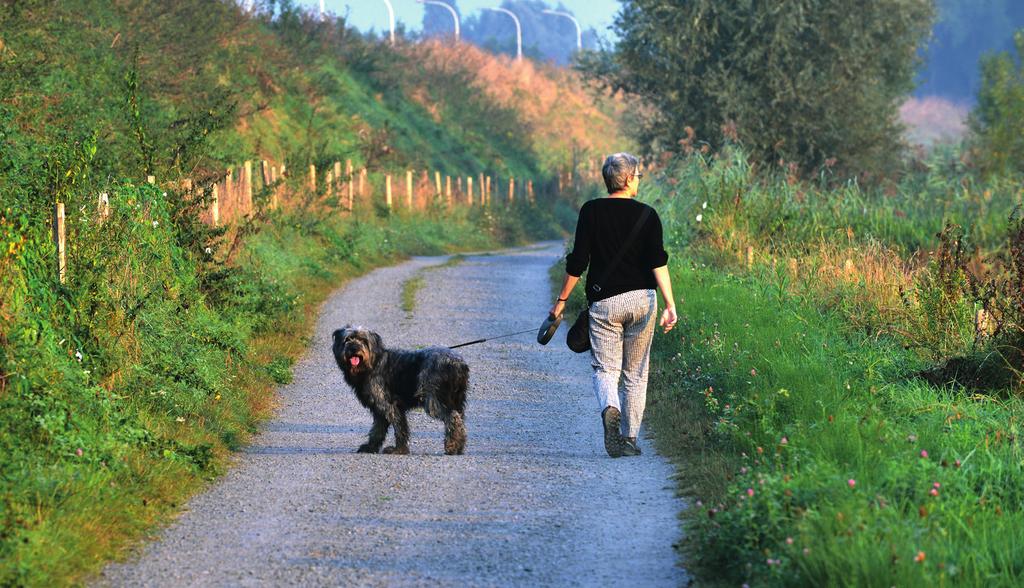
left=325, top=171, right=333, bottom=198
left=270, top=167, right=279, bottom=209
left=508, top=177, right=515, bottom=203
left=485, top=176, right=491, bottom=206
left=406, top=170, right=413, bottom=208
left=467, top=176, right=473, bottom=205
left=244, top=160, right=253, bottom=214
left=385, top=174, right=393, bottom=210
left=225, top=169, right=233, bottom=218
left=527, top=179, right=534, bottom=203
left=358, top=168, right=366, bottom=198
left=97, top=192, right=110, bottom=221
left=333, top=161, right=341, bottom=194
left=346, top=160, right=354, bottom=210
left=421, top=170, right=430, bottom=208
left=456, top=176, right=462, bottom=202
left=309, top=164, right=316, bottom=193
left=261, top=160, right=270, bottom=188
left=211, top=184, right=220, bottom=227
left=53, top=202, right=66, bottom=284
left=445, top=175, right=452, bottom=206
left=745, top=246, right=754, bottom=269
left=434, top=171, right=442, bottom=197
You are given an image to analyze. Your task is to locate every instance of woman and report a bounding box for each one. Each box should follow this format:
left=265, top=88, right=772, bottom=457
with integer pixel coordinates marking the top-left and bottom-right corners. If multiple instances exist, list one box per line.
left=551, top=152, right=677, bottom=458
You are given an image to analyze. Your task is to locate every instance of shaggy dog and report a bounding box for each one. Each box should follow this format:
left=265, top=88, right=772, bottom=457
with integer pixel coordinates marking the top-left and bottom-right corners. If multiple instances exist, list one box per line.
left=332, top=326, right=469, bottom=455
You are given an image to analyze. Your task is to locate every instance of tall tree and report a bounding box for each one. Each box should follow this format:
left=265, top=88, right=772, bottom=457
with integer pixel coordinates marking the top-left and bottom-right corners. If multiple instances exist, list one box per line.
left=579, top=0, right=935, bottom=174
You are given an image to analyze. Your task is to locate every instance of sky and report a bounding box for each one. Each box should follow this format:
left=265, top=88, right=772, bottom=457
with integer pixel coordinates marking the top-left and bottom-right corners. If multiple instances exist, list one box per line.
left=311, top=0, right=622, bottom=41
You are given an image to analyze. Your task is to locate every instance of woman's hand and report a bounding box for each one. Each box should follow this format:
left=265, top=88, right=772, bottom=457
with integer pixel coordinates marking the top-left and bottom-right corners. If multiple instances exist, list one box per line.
left=550, top=300, right=566, bottom=319
left=660, top=306, right=678, bottom=333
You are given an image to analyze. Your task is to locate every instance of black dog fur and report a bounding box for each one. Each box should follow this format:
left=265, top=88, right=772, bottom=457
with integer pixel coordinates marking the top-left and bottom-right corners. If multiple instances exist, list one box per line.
left=332, top=326, right=469, bottom=455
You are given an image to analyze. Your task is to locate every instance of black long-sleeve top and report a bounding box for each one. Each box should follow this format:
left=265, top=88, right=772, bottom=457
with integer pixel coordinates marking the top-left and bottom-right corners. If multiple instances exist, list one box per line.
left=565, top=197, right=669, bottom=303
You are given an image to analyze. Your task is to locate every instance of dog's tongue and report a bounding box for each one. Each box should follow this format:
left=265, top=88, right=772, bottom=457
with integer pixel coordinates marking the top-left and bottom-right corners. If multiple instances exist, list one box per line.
left=349, top=356, right=361, bottom=367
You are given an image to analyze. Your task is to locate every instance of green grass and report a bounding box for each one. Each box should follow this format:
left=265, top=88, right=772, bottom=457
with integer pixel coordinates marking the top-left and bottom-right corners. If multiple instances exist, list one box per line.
left=647, top=261, right=1024, bottom=586
left=401, top=275, right=425, bottom=315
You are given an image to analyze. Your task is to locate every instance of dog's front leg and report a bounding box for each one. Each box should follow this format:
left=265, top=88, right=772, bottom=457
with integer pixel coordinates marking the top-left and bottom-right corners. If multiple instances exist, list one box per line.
left=357, top=413, right=388, bottom=453
left=381, top=407, right=410, bottom=455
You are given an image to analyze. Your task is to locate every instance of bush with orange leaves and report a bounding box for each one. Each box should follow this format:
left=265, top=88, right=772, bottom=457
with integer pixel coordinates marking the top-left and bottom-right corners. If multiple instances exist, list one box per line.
left=402, top=40, right=633, bottom=176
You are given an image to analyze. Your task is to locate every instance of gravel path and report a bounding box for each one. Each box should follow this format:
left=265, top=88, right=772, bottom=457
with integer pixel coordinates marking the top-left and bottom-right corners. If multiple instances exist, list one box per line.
left=98, top=241, right=688, bottom=587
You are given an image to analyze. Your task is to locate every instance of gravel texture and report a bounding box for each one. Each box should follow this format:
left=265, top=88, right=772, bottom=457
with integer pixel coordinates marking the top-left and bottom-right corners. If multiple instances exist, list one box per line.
left=97, top=241, right=688, bottom=587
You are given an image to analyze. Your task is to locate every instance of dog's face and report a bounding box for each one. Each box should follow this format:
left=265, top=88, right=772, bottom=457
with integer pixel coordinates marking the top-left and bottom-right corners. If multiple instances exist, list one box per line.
left=332, top=326, right=383, bottom=376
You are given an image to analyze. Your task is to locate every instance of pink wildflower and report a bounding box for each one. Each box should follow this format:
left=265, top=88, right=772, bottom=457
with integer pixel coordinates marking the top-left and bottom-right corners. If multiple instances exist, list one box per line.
left=920, top=449, right=929, bottom=459
left=747, top=488, right=755, bottom=497
left=76, top=448, right=83, bottom=457
left=848, top=479, right=856, bottom=488
left=930, top=488, right=939, bottom=497
left=780, top=436, right=788, bottom=445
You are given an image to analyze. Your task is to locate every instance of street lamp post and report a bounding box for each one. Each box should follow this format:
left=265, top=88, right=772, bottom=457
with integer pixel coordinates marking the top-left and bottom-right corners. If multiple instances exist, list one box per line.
left=483, top=7, right=522, bottom=62
left=417, top=0, right=460, bottom=42
left=541, top=9, right=581, bottom=52
left=382, top=0, right=396, bottom=46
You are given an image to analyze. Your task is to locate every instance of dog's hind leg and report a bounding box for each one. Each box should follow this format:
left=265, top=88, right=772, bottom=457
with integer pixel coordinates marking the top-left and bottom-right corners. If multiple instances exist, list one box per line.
left=444, top=411, right=466, bottom=455
left=381, top=407, right=410, bottom=455
left=357, top=413, right=388, bottom=453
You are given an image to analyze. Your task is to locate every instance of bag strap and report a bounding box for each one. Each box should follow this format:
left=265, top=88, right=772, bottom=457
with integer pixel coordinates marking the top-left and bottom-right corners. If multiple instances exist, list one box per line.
left=591, top=205, right=653, bottom=294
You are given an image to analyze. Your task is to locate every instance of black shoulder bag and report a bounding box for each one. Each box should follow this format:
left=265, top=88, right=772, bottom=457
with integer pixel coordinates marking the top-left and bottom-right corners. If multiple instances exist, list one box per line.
left=566, top=207, right=653, bottom=353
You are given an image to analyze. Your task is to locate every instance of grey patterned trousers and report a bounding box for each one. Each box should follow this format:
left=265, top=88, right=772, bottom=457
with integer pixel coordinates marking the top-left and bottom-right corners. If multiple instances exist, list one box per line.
left=588, top=289, right=657, bottom=438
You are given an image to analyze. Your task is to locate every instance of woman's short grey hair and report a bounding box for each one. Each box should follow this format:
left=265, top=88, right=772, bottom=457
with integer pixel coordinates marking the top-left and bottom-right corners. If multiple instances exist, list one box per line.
left=602, top=152, right=641, bottom=194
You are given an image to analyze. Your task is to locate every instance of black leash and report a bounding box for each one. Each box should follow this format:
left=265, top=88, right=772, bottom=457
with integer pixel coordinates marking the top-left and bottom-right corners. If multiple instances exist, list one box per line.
left=448, top=327, right=537, bottom=349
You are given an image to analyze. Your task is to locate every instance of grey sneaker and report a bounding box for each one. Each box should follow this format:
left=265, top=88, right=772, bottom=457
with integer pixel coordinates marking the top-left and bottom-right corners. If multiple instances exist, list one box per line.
left=601, top=407, right=626, bottom=458
left=623, top=437, right=642, bottom=456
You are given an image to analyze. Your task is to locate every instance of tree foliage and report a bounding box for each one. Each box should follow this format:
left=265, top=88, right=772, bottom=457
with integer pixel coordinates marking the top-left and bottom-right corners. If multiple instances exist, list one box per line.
left=970, top=30, right=1024, bottom=176
left=579, top=0, right=935, bottom=175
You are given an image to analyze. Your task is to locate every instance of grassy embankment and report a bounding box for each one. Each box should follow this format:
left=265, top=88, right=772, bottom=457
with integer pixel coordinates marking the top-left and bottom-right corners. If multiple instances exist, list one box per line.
left=555, top=147, right=1024, bottom=585
left=0, top=1, right=623, bottom=584
left=641, top=149, right=1024, bottom=586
